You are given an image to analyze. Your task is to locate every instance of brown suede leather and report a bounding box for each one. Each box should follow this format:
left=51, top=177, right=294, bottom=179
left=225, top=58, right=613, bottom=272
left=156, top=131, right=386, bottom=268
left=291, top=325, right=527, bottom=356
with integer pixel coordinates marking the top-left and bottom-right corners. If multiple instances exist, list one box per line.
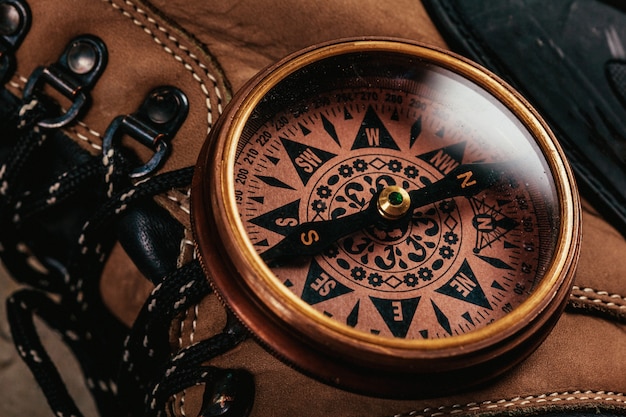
left=8, top=1, right=626, bottom=416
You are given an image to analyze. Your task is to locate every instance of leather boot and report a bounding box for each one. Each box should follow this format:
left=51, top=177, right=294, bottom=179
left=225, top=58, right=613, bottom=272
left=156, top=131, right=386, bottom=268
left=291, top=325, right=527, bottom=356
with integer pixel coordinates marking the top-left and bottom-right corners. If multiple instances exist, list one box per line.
left=0, top=1, right=624, bottom=416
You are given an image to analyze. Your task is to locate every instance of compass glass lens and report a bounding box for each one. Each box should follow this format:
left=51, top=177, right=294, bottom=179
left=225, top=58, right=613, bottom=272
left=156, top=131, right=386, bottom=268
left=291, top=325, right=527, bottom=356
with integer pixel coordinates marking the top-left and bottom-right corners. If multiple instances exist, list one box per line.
left=229, top=48, right=561, bottom=341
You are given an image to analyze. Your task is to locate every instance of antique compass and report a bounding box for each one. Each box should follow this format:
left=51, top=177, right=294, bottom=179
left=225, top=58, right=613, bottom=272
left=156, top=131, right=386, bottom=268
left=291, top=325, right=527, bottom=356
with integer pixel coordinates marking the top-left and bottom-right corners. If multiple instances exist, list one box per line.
left=191, top=38, right=581, bottom=397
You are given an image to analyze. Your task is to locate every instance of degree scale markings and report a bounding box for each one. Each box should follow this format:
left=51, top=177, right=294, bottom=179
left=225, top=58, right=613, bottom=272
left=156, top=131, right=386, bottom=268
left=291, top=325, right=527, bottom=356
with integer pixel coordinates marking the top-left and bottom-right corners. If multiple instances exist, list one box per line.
left=236, top=86, right=542, bottom=340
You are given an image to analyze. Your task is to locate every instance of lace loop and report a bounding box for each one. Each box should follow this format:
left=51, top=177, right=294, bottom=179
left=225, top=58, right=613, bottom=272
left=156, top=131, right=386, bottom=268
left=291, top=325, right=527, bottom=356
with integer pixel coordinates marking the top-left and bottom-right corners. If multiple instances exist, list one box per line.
left=22, top=35, right=108, bottom=129
left=101, top=86, right=189, bottom=179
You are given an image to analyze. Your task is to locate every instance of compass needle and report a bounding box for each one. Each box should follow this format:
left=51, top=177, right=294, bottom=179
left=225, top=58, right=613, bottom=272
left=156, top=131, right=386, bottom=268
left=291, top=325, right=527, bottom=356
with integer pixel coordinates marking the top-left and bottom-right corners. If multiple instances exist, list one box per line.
left=192, top=38, right=581, bottom=398
left=262, top=161, right=506, bottom=261
left=259, top=206, right=376, bottom=261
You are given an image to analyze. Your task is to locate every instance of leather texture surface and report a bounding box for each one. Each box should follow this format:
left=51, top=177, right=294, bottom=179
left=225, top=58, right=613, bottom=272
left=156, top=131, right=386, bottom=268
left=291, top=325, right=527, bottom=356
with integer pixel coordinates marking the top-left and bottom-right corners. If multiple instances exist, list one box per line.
left=0, top=1, right=625, bottom=417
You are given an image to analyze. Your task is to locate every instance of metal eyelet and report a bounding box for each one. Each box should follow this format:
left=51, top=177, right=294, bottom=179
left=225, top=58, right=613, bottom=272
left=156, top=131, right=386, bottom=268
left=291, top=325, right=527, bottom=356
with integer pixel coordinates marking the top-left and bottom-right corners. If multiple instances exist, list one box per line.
left=0, top=0, right=31, bottom=82
left=101, top=86, right=189, bottom=179
left=22, top=34, right=108, bottom=129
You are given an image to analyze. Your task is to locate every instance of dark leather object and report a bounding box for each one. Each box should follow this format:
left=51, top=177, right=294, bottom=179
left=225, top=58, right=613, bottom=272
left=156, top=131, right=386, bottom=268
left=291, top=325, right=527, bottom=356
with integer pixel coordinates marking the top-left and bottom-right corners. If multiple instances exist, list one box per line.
left=422, top=0, right=626, bottom=238
left=116, top=200, right=184, bottom=285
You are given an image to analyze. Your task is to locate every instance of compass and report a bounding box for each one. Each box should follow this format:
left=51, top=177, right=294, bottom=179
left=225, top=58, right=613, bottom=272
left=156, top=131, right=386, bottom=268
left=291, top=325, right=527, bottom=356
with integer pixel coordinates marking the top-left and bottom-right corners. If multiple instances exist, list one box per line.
left=191, top=38, right=581, bottom=397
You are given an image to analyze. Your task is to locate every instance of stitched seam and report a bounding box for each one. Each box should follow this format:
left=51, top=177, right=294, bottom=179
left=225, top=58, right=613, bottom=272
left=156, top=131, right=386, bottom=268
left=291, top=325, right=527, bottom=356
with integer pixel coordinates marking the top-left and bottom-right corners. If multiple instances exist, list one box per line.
left=105, top=0, right=225, bottom=133
left=571, top=286, right=626, bottom=309
left=174, top=222, right=197, bottom=417
left=105, top=0, right=228, bottom=233
left=393, top=391, right=626, bottom=417
left=167, top=190, right=191, bottom=217
left=175, top=304, right=198, bottom=417
left=175, top=307, right=188, bottom=417
left=70, top=121, right=103, bottom=151
left=190, top=304, right=198, bottom=345
left=8, top=75, right=27, bottom=87
left=174, top=232, right=195, bottom=416
left=176, top=234, right=194, bottom=269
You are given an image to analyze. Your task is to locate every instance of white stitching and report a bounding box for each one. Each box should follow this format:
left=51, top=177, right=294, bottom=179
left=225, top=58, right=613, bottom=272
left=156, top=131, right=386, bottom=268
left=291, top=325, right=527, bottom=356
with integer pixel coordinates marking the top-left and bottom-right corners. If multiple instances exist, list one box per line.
left=573, top=286, right=626, bottom=301
left=190, top=304, right=198, bottom=345
left=166, top=190, right=191, bottom=216
left=71, top=121, right=103, bottom=150
left=178, top=311, right=187, bottom=417
left=392, top=391, right=626, bottom=417
left=105, top=0, right=225, bottom=135
left=102, top=148, right=116, bottom=198
left=571, top=286, right=626, bottom=309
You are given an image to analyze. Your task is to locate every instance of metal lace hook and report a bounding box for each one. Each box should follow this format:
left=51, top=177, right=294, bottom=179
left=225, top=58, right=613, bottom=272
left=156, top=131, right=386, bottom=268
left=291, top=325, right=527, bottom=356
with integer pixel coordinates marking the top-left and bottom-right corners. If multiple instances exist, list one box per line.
left=0, top=0, right=31, bottom=83
left=101, top=86, right=189, bottom=179
left=22, top=34, right=108, bottom=129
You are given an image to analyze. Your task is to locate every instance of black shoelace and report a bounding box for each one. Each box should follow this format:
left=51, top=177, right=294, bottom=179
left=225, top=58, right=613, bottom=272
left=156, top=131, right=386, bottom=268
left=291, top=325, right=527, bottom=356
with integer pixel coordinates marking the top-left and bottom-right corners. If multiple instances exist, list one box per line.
left=0, top=82, right=253, bottom=417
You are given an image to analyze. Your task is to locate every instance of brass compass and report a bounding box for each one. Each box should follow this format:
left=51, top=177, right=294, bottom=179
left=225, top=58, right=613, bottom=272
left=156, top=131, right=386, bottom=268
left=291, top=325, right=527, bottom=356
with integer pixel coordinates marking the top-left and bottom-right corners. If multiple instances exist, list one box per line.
left=191, top=38, right=581, bottom=397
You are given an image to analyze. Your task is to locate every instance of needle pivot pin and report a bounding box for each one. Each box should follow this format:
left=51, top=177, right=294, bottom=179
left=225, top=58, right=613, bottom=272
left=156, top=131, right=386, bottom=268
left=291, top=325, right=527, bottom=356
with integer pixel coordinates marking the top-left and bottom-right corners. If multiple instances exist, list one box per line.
left=377, top=186, right=411, bottom=220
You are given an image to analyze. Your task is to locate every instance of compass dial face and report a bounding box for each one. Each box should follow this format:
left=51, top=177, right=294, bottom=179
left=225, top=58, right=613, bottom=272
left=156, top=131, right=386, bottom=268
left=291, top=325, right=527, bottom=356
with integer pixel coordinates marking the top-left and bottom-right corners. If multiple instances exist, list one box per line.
left=237, top=84, right=543, bottom=340
left=192, top=39, right=580, bottom=396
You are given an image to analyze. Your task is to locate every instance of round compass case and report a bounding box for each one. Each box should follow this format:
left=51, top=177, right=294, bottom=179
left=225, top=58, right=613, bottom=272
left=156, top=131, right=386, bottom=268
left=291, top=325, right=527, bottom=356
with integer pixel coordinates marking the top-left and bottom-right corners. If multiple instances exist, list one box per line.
left=191, top=38, right=581, bottom=398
